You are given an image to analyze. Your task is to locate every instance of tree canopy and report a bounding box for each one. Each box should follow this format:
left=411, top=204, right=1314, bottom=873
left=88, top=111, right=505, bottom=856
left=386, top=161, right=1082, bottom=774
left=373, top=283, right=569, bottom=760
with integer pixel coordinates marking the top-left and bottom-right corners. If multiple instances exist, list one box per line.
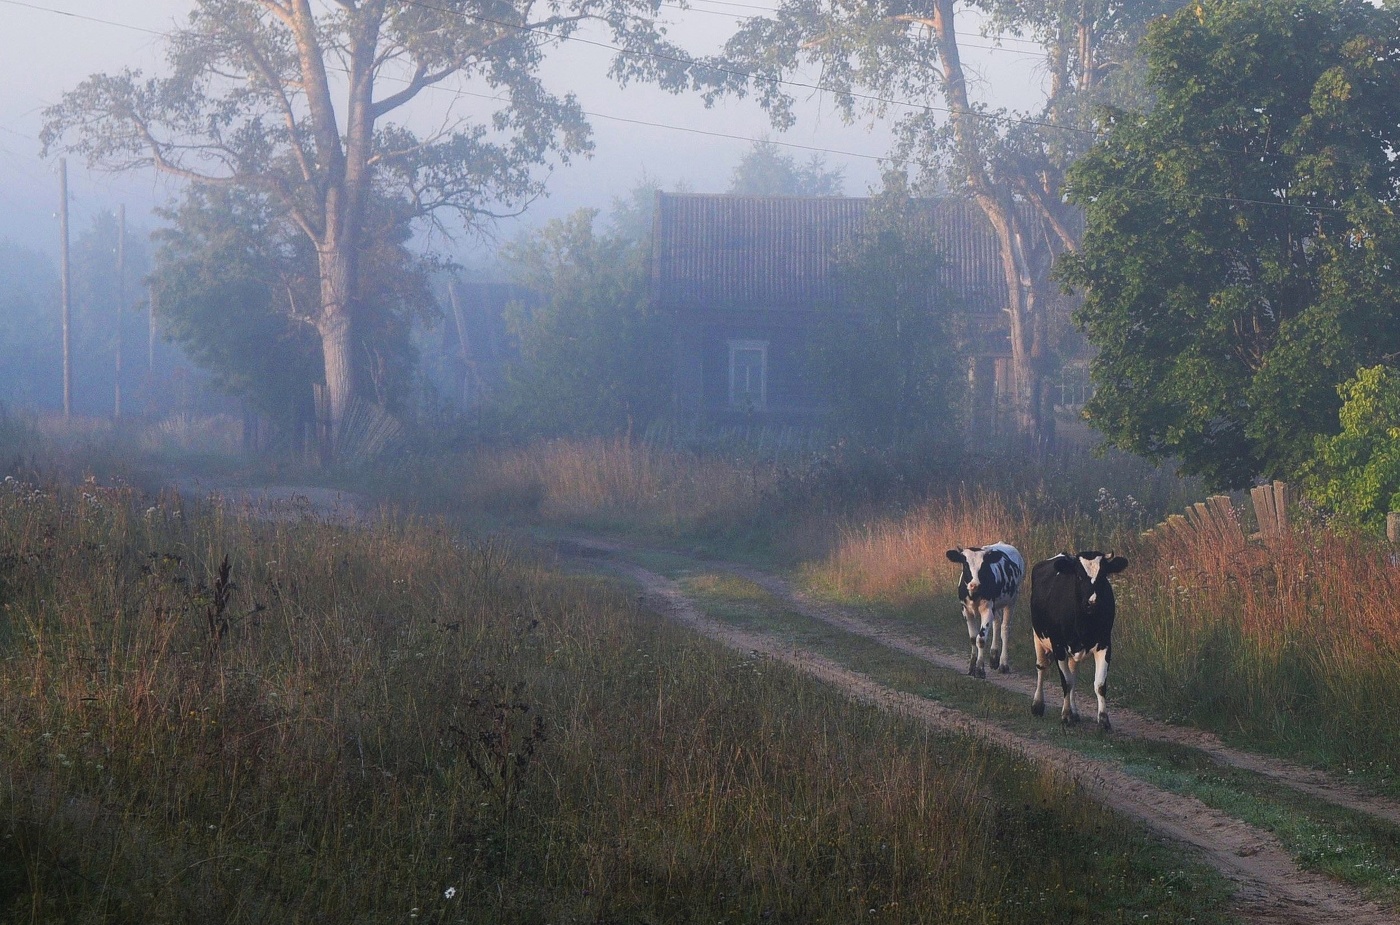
left=704, top=0, right=1184, bottom=443
left=152, top=184, right=431, bottom=435
left=813, top=190, right=966, bottom=447
left=498, top=208, right=668, bottom=435
left=1061, top=0, right=1400, bottom=488
left=42, top=0, right=696, bottom=444
left=728, top=140, right=845, bottom=197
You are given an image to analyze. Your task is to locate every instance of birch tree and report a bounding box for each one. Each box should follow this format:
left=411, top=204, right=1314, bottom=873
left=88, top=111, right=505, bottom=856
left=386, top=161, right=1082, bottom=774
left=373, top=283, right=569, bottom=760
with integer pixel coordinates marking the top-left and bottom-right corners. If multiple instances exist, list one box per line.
left=42, top=0, right=691, bottom=447
left=708, top=0, right=1180, bottom=444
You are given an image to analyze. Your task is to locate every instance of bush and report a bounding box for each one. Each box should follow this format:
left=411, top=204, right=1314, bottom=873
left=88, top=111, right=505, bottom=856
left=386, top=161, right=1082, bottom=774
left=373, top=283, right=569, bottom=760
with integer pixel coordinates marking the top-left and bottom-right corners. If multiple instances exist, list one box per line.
left=1305, top=365, right=1400, bottom=531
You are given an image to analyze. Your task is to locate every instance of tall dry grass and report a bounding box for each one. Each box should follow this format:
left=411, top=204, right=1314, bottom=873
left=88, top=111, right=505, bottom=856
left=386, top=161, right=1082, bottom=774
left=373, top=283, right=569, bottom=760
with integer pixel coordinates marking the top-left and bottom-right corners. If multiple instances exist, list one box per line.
left=807, top=491, right=1043, bottom=604
left=1120, top=508, right=1400, bottom=776
left=803, top=479, right=1400, bottom=786
left=389, top=435, right=773, bottom=533
left=0, top=475, right=1227, bottom=922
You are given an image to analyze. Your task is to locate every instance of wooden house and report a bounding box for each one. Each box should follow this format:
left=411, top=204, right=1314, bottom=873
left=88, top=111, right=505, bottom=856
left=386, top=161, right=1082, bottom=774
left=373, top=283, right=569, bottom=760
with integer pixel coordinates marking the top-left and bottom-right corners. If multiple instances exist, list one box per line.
left=651, top=192, right=1014, bottom=426
left=439, top=279, right=531, bottom=408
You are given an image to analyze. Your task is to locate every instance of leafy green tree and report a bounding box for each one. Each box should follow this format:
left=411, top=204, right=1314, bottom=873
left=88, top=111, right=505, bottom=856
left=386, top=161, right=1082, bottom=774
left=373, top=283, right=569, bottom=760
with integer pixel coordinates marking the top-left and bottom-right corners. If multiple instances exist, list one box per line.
left=71, top=211, right=153, bottom=417
left=606, top=172, right=692, bottom=244
left=0, top=244, right=59, bottom=409
left=499, top=209, right=667, bottom=434
left=728, top=140, right=845, bottom=197
left=814, top=191, right=965, bottom=447
left=42, top=0, right=696, bottom=443
left=1306, top=366, right=1400, bottom=531
left=705, top=0, right=1181, bottom=444
left=152, top=185, right=431, bottom=435
left=1060, top=0, right=1400, bottom=488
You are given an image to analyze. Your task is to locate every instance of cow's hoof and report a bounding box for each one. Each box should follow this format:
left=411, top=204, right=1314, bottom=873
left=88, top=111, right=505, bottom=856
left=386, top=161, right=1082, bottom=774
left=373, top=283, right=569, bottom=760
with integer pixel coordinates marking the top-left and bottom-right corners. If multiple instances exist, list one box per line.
left=998, top=663, right=1011, bottom=675
left=989, top=654, right=1001, bottom=669
left=1031, top=701, right=1045, bottom=717
left=1098, top=715, right=1112, bottom=732
left=1061, top=713, right=1079, bottom=726
left=973, top=666, right=987, bottom=679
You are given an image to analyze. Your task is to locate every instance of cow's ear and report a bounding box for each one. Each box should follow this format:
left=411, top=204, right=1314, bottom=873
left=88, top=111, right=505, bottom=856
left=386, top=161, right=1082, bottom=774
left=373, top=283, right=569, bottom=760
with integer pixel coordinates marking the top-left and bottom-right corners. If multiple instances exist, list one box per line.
left=945, top=548, right=966, bottom=563
left=1103, top=555, right=1130, bottom=575
left=1053, top=555, right=1076, bottom=574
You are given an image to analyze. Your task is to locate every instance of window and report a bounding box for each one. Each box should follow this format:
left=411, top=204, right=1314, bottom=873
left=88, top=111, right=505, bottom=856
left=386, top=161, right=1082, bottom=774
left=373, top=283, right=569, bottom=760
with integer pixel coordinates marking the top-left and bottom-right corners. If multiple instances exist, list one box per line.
left=728, top=339, right=768, bottom=411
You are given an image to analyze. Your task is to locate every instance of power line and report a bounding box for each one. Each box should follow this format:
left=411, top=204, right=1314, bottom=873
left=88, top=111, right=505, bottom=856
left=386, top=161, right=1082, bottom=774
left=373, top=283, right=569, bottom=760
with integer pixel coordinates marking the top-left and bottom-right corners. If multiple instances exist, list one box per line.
left=0, top=0, right=164, bottom=35
left=659, top=0, right=1051, bottom=58
left=397, top=0, right=1103, bottom=138
left=5, top=0, right=1380, bottom=217
left=0, top=0, right=1091, bottom=140
left=0, top=0, right=890, bottom=165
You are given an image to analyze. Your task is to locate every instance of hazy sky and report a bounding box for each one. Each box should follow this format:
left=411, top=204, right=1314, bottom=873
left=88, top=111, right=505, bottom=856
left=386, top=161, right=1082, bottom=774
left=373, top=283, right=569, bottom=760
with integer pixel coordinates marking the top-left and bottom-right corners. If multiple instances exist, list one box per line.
left=0, top=0, right=1046, bottom=259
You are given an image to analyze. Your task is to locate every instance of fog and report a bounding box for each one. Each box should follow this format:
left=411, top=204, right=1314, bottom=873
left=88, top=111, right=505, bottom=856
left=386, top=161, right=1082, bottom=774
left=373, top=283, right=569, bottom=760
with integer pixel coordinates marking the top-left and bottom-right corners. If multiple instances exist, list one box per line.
left=0, top=0, right=1045, bottom=255
left=0, top=0, right=1049, bottom=421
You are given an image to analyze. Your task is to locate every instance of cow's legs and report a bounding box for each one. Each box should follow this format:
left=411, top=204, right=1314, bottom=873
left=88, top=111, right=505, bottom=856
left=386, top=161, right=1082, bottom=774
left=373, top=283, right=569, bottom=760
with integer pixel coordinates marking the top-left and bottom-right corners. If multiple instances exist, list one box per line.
left=1058, top=655, right=1080, bottom=723
left=1092, top=647, right=1111, bottom=731
left=992, top=604, right=1012, bottom=673
left=1031, top=634, right=1051, bottom=716
left=964, top=606, right=984, bottom=678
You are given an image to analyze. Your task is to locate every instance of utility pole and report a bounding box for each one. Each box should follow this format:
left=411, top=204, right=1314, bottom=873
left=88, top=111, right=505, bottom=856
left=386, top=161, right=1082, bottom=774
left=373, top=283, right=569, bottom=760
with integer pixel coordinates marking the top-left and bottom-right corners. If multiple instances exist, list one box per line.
left=59, top=158, right=72, bottom=418
left=114, top=203, right=125, bottom=419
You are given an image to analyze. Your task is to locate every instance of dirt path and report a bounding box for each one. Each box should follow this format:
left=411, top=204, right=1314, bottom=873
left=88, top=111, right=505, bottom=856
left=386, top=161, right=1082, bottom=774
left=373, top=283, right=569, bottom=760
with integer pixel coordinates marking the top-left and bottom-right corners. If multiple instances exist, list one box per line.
left=719, top=562, right=1400, bottom=831
left=172, top=478, right=369, bottom=526
left=557, top=537, right=1400, bottom=925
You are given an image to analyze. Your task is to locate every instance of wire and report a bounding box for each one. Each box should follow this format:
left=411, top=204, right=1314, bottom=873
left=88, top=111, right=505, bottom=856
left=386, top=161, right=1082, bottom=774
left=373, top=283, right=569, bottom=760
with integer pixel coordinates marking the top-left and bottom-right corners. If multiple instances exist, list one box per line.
left=657, top=0, right=1051, bottom=57
left=0, top=0, right=1094, bottom=140
left=4, top=0, right=1382, bottom=217
left=0, top=0, right=164, bottom=35
left=395, top=0, right=1102, bottom=138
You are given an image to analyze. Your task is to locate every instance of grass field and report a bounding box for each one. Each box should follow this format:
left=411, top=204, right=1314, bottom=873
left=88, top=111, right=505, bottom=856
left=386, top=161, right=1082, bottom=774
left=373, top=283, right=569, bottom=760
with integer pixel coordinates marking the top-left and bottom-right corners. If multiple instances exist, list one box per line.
left=0, top=470, right=1237, bottom=923
left=421, top=435, right=1400, bottom=800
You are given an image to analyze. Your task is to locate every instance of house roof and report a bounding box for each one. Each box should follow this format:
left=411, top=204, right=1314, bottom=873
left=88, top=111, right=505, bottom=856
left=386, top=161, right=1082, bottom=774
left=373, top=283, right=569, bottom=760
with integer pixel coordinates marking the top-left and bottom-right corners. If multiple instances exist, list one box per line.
left=651, top=193, right=1010, bottom=314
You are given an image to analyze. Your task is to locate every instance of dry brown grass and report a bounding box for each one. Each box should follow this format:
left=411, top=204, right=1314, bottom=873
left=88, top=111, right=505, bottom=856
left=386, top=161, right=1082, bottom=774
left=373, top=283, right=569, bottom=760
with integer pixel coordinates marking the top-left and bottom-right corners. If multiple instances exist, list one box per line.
left=0, top=473, right=1231, bottom=923
left=1123, top=508, right=1400, bottom=771
left=808, top=492, right=1036, bottom=603
left=424, top=436, right=772, bottom=531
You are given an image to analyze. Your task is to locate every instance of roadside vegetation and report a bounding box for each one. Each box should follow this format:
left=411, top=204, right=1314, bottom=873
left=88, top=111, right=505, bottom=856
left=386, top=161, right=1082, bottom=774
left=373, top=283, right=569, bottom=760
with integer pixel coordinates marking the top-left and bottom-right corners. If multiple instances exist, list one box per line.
left=0, top=467, right=1236, bottom=923
left=380, top=431, right=1400, bottom=803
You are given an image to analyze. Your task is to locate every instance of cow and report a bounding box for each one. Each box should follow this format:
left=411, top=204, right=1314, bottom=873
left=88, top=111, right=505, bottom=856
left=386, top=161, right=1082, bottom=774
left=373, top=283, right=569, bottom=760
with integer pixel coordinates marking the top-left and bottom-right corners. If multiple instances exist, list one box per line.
left=945, top=543, right=1025, bottom=678
left=1029, top=551, right=1130, bottom=730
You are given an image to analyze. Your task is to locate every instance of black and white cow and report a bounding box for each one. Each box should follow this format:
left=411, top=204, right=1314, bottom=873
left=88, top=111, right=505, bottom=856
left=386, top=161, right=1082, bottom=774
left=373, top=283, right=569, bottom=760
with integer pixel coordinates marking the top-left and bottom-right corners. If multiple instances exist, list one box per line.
left=945, top=543, right=1025, bottom=678
left=1029, top=551, right=1130, bottom=730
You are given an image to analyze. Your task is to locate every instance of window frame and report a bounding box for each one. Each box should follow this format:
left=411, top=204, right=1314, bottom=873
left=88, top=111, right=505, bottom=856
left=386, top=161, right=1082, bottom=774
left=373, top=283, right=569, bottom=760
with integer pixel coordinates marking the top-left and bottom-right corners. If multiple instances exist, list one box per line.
left=727, top=339, right=769, bottom=411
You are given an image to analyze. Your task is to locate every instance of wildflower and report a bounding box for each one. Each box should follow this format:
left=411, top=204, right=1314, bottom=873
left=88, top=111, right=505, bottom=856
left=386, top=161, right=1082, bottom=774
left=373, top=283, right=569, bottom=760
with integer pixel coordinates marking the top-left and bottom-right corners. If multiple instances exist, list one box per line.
left=444, top=886, right=457, bottom=900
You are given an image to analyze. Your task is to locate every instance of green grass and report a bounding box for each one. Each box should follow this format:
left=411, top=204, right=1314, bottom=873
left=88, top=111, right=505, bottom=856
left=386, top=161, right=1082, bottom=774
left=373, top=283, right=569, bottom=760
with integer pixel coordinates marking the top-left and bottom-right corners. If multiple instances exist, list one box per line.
left=0, top=475, right=1241, bottom=924
left=675, top=563, right=1400, bottom=905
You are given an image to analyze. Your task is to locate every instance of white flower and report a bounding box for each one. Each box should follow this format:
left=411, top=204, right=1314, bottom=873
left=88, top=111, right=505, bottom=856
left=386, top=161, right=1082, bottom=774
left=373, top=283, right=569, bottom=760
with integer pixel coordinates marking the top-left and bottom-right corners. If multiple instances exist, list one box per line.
left=444, top=887, right=457, bottom=900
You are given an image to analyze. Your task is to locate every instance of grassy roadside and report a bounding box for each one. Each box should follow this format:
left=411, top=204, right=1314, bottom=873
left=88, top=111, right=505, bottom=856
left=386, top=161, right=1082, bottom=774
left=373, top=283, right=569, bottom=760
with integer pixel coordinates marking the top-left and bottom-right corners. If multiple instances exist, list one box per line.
left=0, top=475, right=1238, bottom=924
left=670, top=566, right=1400, bottom=906
left=356, top=436, right=1400, bottom=805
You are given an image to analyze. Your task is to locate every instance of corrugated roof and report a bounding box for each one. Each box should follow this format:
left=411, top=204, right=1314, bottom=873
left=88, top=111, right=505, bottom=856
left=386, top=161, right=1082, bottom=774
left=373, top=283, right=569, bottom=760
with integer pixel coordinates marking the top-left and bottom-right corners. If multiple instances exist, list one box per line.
left=652, top=193, right=1009, bottom=313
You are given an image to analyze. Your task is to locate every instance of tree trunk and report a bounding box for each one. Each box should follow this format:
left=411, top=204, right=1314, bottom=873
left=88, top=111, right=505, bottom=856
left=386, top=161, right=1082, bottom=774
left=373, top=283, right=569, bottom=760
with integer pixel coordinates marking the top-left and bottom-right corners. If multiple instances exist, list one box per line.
left=930, top=0, right=1047, bottom=445
left=318, top=242, right=358, bottom=449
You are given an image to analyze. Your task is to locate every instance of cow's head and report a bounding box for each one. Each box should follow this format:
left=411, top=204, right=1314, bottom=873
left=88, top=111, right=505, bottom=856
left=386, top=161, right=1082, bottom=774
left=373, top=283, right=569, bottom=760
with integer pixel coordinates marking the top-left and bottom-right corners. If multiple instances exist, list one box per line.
left=946, top=545, right=993, bottom=599
left=1054, top=550, right=1129, bottom=609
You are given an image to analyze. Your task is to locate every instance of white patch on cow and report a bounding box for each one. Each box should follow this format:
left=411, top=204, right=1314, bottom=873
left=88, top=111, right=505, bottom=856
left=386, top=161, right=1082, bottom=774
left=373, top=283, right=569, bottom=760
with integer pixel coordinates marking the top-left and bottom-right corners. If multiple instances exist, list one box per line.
left=1092, top=647, right=1112, bottom=730
left=1079, top=555, right=1103, bottom=583
left=1081, top=554, right=1103, bottom=605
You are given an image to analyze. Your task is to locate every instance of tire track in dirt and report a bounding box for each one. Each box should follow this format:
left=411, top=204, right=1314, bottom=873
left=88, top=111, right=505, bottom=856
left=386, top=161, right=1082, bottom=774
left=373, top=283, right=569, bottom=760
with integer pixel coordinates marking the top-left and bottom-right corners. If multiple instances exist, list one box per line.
left=556, top=538, right=1400, bottom=925
left=716, top=562, right=1400, bottom=831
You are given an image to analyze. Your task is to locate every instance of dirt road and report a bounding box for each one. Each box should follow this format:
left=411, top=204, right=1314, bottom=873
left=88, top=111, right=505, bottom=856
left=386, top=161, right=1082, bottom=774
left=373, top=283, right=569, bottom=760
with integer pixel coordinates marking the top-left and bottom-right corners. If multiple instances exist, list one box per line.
left=184, top=484, right=1398, bottom=925
left=555, top=536, right=1400, bottom=925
